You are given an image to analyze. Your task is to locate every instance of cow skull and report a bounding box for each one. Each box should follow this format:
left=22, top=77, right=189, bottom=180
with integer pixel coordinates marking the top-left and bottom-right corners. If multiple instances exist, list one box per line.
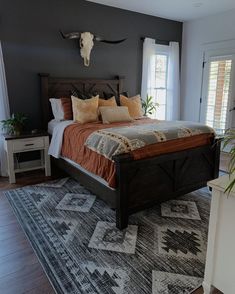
left=60, top=30, right=126, bottom=67
left=80, top=32, right=94, bottom=67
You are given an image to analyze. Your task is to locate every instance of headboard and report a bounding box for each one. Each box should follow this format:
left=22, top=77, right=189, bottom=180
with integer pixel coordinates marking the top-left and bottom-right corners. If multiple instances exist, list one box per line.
left=39, top=73, right=125, bottom=130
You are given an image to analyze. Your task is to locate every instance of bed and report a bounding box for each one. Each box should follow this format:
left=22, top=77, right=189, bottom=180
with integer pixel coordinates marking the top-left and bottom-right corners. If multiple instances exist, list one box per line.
left=39, top=73, right=220, bottom=229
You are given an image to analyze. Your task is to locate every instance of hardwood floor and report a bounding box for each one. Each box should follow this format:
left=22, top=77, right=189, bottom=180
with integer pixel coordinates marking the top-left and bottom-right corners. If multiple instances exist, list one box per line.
left=191, top=286, right=222, bottom=294
left=0, top=156, right=228, bottom=294
left=0, top=168, right=65, bottom=294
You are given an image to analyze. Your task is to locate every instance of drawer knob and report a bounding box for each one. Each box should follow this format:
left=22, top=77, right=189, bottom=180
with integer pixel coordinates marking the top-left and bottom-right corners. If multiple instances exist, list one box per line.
left=25, top=143, right=34, bottom=146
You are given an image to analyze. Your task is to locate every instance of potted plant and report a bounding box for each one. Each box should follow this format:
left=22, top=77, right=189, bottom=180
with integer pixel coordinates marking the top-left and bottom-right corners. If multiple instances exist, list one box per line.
left=1, top=113, right=28, bottom=136
left=141, top=94, right=159, bottom=116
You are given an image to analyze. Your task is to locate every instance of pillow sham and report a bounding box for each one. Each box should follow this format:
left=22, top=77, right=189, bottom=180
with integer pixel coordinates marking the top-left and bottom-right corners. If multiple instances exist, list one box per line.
left=98, top=96, right=117, bottom=107
left=120, top=94, right=143, bottom=119
left=49, top=98, right=64, bottom=120
left=49, top=98, right=73, bottom=120
left=99, top=106, right=133, bottom=124
left=71, top=95, right=99, bottom=123
left=61, top=98, right=73, bottom=120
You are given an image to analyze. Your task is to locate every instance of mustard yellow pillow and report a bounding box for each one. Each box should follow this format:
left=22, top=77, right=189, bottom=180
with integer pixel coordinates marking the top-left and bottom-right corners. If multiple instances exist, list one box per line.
left=120, top=94, right=143, bottom=119
left=71, top=95, right=99, bottom=123
left=99, top=106, right=133, bottom=124
left=98, top=96, right=117, bottom=107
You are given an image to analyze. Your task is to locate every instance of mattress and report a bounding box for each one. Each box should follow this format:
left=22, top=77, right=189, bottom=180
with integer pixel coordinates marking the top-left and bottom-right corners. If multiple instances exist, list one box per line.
left=48, top=119, right=61, bottom=135
left=61, top=156, right=112, bottom=188
left=48, top=119, right=111, bottom=187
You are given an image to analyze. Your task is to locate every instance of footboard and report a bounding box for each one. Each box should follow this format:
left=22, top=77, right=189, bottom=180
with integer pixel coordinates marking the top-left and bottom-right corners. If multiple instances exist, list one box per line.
left=114, top=139, right=220, bottom=229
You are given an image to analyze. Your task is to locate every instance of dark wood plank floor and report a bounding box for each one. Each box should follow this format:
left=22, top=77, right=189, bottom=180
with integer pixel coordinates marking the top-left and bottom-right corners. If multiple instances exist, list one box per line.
left=191, top=285, right=222, bottom=294
left=0, top=156, right=228, bottom=294
left=0, top=169, right=65, bottom=294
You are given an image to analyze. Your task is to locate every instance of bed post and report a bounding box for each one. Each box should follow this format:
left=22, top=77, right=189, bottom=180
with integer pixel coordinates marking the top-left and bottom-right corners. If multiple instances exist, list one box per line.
left=39, top=73, right=50, bottom=130
left=114, top=154, right=132, bottom=230
left=116, top=76, right=125, bottom=94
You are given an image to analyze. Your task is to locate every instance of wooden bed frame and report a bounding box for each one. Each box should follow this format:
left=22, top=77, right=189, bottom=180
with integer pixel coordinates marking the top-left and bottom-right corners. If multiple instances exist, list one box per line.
left=39, top=73, right=220, bottom=230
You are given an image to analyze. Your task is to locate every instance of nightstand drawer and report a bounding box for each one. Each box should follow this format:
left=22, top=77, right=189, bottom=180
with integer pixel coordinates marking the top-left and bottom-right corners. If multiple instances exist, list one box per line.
left=12, top=137, right=45, bottom=152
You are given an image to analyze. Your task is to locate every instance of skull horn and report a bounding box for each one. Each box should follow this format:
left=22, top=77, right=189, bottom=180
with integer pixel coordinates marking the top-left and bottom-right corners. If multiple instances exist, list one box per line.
left=60, top=30, right=81, bottom=39
left=94, top=36, right=126, bottom=44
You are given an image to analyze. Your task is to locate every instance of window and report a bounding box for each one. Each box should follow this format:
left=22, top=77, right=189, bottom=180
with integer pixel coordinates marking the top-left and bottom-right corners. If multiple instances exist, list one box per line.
left=151, top=54, right=168, bottom=119
left=141, top=39, right=180, bottom=121
left=144, top=44, right=169, bottom=120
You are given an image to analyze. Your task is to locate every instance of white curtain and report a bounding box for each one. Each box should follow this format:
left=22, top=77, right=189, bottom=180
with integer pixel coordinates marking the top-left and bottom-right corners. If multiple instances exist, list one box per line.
left=0, top=41, right=10, bottom=176
left=166, top=41, right=180, bottom=120
left=141, top=38, right=156, bottom=100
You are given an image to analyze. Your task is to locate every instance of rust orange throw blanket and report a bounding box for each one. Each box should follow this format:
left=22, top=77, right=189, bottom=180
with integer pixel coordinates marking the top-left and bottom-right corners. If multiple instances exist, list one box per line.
left=61, top=119, right=213, bottom=188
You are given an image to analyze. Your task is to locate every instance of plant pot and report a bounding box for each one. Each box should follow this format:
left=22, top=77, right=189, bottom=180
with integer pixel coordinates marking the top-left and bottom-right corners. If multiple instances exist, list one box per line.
left=13, top=125, right=23, bottom=136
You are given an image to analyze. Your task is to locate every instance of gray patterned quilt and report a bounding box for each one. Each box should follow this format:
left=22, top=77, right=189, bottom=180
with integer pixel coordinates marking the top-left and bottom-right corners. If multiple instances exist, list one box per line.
left=85, top=120, right=214, bottom=160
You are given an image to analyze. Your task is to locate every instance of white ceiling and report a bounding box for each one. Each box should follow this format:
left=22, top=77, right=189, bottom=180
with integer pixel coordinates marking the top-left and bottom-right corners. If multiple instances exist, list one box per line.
left=86, top=0, right=235, bottom=21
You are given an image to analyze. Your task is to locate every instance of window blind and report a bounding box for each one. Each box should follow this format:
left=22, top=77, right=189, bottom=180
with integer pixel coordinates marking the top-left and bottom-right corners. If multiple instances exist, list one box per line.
left=206, top=59, right=232, bottom=134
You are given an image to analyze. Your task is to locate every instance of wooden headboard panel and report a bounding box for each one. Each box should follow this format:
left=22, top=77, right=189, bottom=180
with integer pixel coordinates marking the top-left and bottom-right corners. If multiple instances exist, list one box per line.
left=39, top=73, right=125, bottom=130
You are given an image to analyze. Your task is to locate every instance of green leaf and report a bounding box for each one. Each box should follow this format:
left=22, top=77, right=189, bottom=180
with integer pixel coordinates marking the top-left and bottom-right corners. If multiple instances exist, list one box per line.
left=222, top=128, right=235, bottom=193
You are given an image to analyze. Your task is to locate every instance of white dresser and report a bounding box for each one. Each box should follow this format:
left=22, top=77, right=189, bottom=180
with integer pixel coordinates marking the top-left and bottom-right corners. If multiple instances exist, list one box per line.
left=203, top=175, right=235, bottom=294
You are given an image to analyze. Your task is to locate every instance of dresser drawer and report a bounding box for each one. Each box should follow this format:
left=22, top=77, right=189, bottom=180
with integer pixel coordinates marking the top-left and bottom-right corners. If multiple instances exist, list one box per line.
left=12, top=137, right=45, bottom=152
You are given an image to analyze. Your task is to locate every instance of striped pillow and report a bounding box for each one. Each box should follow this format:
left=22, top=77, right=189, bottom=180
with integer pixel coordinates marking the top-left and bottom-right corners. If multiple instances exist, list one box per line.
left=61, top=98, right=73, bottom=120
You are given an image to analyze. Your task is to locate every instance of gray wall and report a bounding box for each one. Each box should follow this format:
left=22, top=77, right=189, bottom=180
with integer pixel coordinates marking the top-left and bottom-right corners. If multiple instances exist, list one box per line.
left=1, top=0, right=182, bottom=129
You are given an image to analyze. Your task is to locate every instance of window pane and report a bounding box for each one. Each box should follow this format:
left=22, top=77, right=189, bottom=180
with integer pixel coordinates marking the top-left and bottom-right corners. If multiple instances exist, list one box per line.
left=149, top=54, right=168, bottom=119
left=156, top=89, right=166, bottom=105
left=155, top=105, right=166, bottom=120
left=155, top=55, right=168, bottom=88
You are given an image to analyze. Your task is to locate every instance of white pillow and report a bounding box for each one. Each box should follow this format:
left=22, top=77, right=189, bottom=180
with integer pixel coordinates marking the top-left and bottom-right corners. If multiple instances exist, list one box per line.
left=49, top=98, right=64, bottom=120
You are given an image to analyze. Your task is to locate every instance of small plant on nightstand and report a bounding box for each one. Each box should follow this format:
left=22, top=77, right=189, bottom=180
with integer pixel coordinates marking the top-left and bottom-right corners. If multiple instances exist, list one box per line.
left=141, top=94, right=159, bottom=116
left=1, top=113, right=28, bottom=136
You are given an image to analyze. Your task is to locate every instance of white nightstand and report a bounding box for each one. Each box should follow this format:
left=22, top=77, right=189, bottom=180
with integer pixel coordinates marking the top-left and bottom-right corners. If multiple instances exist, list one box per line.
left=3, top=133, right=51, bottom=183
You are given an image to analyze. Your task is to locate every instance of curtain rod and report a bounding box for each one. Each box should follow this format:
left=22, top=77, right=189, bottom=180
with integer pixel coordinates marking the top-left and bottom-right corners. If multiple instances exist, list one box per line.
left=140, top=37, right=169, bottom=45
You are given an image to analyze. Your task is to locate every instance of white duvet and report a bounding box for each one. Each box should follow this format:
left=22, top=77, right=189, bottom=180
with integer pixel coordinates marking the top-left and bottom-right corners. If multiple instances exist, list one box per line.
left=48, top=120, right=74, bottom=158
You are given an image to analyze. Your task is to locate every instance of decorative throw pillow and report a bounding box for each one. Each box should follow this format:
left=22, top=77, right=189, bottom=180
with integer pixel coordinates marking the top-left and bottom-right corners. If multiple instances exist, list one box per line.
left=99, top=106, right=133, bottom=124
left=71, top=95, right=99, bottom=123
left=49, top=98, right=64, bottom=120
left=61, top=98, right=73, bottom=120
left=103, top=91, right=129, bottom=105
left=120, top=94, right=143, bottom=119
left=98, top=96, right=117, bottom=107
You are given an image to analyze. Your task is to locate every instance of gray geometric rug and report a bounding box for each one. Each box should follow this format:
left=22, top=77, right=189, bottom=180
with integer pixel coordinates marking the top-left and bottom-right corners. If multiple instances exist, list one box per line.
left=5, top=178, right=211, bottom=294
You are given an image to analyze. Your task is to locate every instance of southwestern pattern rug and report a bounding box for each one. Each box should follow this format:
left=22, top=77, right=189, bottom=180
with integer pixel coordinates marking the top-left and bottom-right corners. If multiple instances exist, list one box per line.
left=5, top=178, right=211, bottom=294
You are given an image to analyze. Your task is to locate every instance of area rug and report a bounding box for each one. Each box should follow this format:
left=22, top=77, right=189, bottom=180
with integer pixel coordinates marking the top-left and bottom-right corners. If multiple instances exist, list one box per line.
left=5, top=178, right=211, bottom=294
